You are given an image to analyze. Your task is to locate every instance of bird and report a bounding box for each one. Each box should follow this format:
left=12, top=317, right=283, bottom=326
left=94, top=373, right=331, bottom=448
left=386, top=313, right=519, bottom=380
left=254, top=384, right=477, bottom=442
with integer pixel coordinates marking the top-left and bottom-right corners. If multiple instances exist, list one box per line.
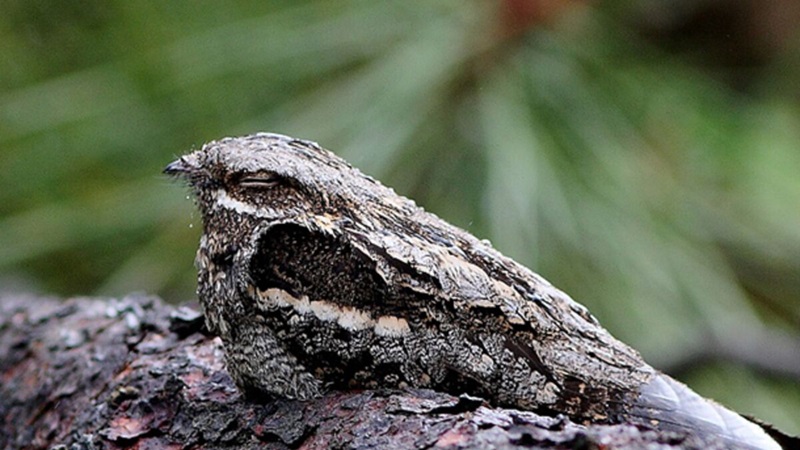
left=166, top=132, right=783, bottom=450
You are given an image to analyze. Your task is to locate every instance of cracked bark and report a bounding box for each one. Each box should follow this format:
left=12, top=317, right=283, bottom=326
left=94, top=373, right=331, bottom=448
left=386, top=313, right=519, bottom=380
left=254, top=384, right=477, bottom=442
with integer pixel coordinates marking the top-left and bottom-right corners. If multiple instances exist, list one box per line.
left=0, top=294, right=771, bottom=449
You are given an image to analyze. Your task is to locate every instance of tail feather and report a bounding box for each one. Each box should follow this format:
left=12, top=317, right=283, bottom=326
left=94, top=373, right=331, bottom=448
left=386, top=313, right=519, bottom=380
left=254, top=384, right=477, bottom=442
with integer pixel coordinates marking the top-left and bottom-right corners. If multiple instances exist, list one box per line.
left=625, top=374, right=782, bottom=450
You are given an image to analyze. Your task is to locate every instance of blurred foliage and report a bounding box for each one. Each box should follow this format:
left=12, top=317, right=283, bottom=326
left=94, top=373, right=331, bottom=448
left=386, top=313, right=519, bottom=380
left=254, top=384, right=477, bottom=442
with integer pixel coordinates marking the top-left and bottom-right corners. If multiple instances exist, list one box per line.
left=1, top=0, right=798, bottom=434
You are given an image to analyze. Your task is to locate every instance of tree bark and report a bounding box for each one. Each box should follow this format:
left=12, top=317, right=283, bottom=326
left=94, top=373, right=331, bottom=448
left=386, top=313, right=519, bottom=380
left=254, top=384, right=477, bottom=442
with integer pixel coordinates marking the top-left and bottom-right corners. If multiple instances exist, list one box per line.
left=0, top=294, right=744, bottom=449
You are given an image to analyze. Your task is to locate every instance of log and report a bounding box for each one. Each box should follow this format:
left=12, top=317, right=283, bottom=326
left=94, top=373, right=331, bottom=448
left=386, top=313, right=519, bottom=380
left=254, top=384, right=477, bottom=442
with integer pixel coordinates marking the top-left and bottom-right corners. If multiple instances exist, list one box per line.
left=0, top=294, right=745, bottom=449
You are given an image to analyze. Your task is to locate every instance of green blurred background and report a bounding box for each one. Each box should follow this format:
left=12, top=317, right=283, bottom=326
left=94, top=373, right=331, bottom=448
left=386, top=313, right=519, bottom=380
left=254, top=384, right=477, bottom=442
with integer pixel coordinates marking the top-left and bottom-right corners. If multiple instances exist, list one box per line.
left=1, top=0, right=798, bottom=434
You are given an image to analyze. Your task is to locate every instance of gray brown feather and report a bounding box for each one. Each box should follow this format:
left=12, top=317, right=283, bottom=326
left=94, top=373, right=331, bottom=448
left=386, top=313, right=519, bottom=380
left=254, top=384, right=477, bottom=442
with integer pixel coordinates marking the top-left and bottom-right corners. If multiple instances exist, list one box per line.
left=165, top=133, right=781, bottom=449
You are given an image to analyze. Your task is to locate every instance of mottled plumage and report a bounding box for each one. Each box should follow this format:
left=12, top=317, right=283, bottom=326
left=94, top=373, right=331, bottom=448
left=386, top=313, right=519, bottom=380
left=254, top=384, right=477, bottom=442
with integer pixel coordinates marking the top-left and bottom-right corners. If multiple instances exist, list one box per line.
left=166, top=133, right=780, bottom=449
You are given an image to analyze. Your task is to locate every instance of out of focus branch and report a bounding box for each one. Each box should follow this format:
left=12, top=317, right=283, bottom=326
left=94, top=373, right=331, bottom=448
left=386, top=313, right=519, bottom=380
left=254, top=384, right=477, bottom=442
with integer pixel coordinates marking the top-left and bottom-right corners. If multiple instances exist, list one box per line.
left=657, top=327, right=800, bottom=380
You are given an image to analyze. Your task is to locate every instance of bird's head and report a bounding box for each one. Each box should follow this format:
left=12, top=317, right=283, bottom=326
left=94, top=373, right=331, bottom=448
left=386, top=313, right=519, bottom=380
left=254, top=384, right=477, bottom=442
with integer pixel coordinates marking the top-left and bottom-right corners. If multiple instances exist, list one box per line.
left=164, top=133, right=369, bottom=226
left=166, top=132, right=420, bottom=238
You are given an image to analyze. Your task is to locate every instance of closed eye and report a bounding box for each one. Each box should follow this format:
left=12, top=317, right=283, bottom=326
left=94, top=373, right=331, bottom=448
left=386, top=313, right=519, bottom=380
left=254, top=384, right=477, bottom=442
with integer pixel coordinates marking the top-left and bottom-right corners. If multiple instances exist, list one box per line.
left=239, top=175, right=282, bottom=188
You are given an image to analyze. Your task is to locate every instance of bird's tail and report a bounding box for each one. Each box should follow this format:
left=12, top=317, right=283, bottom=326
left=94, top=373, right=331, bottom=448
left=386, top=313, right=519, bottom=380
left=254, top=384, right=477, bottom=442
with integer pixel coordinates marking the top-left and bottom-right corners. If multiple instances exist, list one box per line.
left=623, top=374, right=791, bottom=450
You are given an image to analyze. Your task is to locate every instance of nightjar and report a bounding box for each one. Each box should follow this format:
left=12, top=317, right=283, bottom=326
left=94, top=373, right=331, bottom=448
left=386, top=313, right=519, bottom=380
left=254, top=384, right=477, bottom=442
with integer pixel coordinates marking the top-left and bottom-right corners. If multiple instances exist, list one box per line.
left=166, top=133, right=783, bottom=450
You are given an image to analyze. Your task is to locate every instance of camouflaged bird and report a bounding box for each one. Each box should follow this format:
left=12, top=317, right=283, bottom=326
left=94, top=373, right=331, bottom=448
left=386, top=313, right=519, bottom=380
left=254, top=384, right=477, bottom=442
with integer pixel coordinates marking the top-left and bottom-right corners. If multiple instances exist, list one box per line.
left=166, top=133, right=782, bottom=450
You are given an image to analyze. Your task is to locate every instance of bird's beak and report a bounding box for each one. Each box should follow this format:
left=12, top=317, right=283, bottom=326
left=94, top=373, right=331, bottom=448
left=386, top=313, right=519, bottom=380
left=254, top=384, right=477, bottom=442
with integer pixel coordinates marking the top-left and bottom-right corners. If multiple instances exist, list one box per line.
left=164, top=154, right=200, bottom=177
